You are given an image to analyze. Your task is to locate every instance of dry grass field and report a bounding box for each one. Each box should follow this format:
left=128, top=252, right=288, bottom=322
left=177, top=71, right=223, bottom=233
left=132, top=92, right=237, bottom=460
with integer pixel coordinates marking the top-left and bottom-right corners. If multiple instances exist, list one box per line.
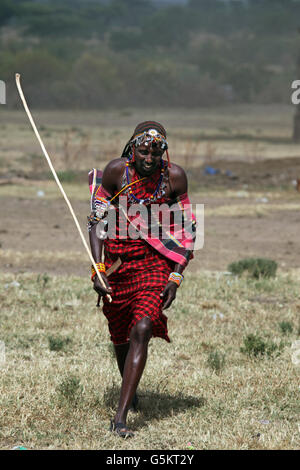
left=0, top=105, right=300, bottom=450
left=0, top=271, right=299, bottom=450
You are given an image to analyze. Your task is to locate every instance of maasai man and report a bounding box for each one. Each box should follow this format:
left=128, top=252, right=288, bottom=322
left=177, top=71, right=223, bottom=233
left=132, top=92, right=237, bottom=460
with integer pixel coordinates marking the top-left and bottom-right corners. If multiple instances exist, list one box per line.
left=87, top=121, right=195, bottom=438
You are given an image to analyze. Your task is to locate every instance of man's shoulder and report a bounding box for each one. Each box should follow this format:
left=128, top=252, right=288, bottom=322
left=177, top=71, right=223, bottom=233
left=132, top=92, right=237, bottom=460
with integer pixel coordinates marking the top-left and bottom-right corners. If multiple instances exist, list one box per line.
left=104, top=158, right=125, bottom=175
left=168, top=162, right=188, bottom=196
left=102, top=158, right=125, bottom=191
left=168, top=162, right=186, bottom=179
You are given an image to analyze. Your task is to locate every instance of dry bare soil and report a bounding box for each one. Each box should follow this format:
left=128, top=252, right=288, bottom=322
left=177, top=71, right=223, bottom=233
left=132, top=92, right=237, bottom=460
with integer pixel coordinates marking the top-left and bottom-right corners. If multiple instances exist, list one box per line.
left=1, top=159, right=300, bottom=276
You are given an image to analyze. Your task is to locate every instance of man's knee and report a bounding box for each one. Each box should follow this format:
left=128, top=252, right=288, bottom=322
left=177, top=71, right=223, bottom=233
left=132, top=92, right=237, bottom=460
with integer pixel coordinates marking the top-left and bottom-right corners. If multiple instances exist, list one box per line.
left=131, top=317, right=152, bottom=343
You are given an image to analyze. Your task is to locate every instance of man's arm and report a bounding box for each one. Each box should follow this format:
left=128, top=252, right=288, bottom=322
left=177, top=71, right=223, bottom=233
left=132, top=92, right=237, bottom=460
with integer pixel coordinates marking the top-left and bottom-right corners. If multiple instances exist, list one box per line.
left=101, top=158, right=125, bottom=195
left=169, top=163, right=190, bottom=279
left=89, top=226, right=112, bottom=297
left=160, top=163, right=190, bottom=309
left=89, top=159, right=124, bottom=297
left=168, top=163, right=188, bottom=199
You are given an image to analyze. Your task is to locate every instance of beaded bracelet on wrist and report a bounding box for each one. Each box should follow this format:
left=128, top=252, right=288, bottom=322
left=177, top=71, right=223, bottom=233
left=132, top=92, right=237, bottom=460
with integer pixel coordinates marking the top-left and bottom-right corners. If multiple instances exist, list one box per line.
left=168, top=272, right=184, bottom=287
left=91, top=263, right=106, bottom=281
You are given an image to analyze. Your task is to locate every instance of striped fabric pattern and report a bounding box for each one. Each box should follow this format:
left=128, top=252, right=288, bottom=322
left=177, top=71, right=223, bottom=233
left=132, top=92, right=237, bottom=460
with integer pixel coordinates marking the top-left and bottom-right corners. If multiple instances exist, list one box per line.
left=88, top=166, right=196, bottom=267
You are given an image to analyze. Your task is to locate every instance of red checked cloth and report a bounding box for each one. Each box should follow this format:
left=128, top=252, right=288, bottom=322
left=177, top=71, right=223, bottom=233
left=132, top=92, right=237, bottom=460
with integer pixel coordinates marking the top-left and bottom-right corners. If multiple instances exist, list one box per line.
left=88, top=164, right=194, bottom=344
left=102, top=243, right=174, bottom=344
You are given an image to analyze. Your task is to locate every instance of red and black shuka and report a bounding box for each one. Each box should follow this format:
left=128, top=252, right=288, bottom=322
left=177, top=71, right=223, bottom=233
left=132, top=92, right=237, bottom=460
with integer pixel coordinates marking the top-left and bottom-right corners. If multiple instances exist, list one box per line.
left=88, top=163, right=196, bottom=345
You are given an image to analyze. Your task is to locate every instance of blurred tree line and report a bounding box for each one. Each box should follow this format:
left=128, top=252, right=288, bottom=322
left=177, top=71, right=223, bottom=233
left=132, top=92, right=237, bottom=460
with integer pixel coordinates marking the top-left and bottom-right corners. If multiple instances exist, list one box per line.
left=0, top=0, right=299, bottom=108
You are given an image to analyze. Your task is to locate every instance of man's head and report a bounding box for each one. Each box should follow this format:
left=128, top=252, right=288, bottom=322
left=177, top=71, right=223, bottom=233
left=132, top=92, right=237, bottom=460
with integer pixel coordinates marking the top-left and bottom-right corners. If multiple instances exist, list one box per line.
left=132, top=121, right=167, bottom=141
left=121, top=121, right=170, bottom=175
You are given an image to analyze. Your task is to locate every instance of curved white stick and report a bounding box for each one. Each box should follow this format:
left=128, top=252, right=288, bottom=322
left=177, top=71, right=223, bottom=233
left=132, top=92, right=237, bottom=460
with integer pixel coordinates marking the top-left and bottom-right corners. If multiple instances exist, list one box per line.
left=15, top=73, right=112, bottom=302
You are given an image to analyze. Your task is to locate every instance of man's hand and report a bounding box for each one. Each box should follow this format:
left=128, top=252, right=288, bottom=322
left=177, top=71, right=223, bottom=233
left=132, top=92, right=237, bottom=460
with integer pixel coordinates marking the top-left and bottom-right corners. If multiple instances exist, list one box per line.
left=160, top=281, right=177, bottom=310
left=93, top=272, right=112, bottom=298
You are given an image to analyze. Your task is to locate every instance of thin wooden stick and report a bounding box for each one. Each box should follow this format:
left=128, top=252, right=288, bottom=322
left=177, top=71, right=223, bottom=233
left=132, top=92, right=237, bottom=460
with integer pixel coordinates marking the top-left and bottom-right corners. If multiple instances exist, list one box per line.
left=15, top=73, right=112, bottom=302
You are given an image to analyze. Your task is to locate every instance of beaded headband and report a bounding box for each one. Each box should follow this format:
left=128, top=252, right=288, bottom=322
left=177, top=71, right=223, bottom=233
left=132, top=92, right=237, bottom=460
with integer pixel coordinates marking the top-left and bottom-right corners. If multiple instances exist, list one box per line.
left=129, top=128, right=170, bottom=167
left=131, top=129, right=168, bottom=151
left=121, top=123, right=171, bottom=167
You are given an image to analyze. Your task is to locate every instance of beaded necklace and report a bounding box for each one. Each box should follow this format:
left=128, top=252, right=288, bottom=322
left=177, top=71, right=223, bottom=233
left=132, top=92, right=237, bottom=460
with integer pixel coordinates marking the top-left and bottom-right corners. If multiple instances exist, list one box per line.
left=125, top=158, right=166, bottom=205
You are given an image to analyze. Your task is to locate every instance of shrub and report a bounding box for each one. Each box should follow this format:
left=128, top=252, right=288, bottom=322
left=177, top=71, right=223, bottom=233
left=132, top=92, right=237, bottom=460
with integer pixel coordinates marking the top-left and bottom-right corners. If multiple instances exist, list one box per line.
left=206, top=350, right=225, bottom=373
left=279, top=321, right=293, bottom=335
left=48, top=335, right=72, bottom=352
left=228, top=258, right=277, bottom=279
left=37, top=273, right=51, bottom=287
left=57, top=375, right=83, bottom=404
left=55, top=170, right=77, bottom=183
left=240, top=333, right=284, bottom=358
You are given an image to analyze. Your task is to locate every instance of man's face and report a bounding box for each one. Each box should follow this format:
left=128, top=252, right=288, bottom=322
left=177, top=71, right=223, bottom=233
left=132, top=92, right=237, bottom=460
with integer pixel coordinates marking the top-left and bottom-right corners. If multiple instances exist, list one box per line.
left=134, top=143, right=164, bottom=176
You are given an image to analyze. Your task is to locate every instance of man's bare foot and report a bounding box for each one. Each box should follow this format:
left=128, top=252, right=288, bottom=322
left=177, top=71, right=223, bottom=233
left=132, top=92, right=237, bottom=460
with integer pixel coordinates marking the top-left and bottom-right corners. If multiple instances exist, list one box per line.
left=110, top=419, right=134, bottom=438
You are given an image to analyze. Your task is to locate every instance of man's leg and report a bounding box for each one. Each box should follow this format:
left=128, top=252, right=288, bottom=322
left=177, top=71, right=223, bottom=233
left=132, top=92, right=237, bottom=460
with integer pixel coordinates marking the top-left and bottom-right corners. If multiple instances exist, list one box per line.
left=114, top=342, right=139, bottom=411
left=113, top=316, right=152, bottom=427
left=114, top=342, right=130, bottom=377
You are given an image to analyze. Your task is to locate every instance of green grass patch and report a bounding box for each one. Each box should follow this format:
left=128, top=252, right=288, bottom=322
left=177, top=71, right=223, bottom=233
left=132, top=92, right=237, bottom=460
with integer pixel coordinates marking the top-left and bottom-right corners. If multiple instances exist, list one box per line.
left=278, top=321, right=293, bottom=335
left=206, top=350, right=226, bottom=373
left=56, top=375, right=83, bottom=405
left=228, top=258, right=278, bottom=279
left=48, top=335, right=72, bottom=352
left=240, top=333, right=284, bottom=358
